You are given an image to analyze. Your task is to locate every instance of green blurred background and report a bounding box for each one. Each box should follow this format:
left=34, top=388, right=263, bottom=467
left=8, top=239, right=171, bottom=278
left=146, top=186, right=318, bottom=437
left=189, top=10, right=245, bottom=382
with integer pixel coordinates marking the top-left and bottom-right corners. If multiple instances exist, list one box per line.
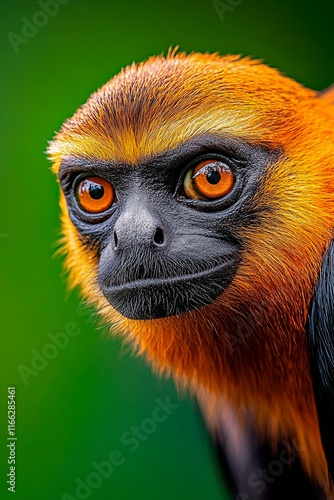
left=0, top=0, right=333, bottom=499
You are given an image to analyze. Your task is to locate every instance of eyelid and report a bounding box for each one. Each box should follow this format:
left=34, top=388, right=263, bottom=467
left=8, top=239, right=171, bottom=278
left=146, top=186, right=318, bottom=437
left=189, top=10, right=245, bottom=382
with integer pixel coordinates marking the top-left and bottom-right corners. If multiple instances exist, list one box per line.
left=59, top=171, right=105, bottom=195
left=193, top=162, right=231, bottom=178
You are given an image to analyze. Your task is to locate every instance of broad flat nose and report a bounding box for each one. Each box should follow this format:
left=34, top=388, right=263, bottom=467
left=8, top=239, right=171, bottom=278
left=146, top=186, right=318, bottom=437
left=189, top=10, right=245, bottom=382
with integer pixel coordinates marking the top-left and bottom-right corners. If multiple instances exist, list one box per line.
left=113, top=204, right=166, bottom=250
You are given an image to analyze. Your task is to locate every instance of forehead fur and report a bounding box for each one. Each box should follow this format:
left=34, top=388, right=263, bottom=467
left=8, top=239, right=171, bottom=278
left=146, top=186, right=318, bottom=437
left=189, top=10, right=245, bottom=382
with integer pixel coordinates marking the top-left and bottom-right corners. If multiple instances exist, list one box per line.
left=48, top=51, right=317, bottom=168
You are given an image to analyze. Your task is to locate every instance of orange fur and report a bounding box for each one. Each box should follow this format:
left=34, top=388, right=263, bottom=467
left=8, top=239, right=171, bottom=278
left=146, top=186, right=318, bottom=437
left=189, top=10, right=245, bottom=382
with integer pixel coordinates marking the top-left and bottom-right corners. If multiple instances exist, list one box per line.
left=48, top=52, right=334, bottom=494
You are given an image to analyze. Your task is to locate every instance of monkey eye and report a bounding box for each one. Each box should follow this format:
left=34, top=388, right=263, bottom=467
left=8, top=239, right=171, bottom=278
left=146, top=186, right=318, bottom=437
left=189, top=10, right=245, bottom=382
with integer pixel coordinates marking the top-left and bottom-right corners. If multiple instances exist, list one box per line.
left=75, top=176, right=115, bottom=213
left=183, top=160, right=235, bottom=200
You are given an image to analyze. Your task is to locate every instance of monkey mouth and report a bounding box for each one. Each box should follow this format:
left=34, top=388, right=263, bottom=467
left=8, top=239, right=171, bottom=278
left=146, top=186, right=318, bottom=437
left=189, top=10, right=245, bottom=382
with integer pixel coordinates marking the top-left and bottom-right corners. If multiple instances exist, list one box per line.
left=100, top=258, right=237, bottom=320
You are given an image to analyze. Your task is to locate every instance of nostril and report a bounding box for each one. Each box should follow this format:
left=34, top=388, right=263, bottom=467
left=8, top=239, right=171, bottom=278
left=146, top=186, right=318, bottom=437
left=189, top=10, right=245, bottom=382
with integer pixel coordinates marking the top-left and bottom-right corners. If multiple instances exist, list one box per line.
left=154, top=227, right=164, bottom=246
left=114, top=230, right=118, bottom=248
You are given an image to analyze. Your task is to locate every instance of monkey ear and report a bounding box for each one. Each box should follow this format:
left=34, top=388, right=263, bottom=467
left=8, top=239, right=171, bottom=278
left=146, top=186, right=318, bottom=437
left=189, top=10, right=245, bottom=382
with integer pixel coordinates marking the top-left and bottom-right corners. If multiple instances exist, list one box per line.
left=308, top=238, right=334, bottom=481
left=318, top=84, right=334, bottom=105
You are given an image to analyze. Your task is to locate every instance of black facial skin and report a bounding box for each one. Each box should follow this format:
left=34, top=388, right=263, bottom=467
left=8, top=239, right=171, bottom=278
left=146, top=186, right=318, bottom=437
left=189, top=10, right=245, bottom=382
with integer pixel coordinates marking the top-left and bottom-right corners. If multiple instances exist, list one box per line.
left=58, top=134, right=278, bottom=320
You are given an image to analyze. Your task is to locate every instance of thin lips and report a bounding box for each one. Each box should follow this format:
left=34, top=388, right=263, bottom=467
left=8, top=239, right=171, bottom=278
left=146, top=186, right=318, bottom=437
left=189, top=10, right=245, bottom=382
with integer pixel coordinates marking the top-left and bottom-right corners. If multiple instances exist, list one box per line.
left=106, top=259, right=231, bottom=292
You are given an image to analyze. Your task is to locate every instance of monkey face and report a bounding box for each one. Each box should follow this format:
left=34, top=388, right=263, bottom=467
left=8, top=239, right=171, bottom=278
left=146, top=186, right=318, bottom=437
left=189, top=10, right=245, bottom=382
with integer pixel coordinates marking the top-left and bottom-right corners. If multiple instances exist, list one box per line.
left=49, top=52, right=334, bottom=327
left=57, top=134, right=273, bottom=319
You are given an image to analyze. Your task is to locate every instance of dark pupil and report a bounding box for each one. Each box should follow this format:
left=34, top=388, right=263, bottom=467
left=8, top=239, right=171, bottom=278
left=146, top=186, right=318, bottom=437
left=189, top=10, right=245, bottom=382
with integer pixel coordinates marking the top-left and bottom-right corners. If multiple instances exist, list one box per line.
left=206, top=169, right=221, bottom=185
left=89, top=183, right=104, bottom=199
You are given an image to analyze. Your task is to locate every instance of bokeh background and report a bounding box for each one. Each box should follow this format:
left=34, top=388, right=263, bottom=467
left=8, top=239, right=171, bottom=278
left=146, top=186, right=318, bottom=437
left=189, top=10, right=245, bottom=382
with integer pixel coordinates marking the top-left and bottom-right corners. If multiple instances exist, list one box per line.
left=1, top=1, right=333, bottom=499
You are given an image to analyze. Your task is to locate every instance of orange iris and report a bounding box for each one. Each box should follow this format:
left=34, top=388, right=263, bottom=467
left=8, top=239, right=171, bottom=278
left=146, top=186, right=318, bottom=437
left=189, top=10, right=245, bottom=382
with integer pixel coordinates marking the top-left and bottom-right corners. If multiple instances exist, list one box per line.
left=184, top=160, right=235, bottom=200
left=76, top=176, right=115, bottom=213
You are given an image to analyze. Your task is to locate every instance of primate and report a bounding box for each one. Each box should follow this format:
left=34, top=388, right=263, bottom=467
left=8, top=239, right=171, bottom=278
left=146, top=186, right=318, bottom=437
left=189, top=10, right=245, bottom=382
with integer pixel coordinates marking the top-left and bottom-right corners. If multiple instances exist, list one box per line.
left=48, top=51, right=334, bottom=499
